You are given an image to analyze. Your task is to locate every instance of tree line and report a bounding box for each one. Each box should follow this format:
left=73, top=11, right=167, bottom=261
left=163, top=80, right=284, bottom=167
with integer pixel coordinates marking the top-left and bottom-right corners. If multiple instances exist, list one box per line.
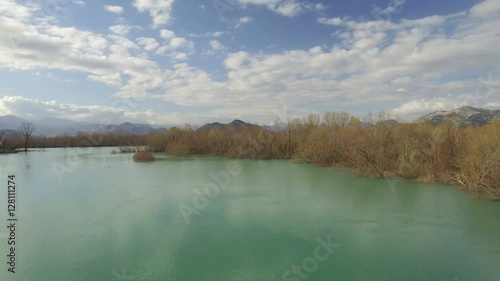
left=0, top=122, right=35, bottom=153
left=1, top=113, right=499, bottom=199
left=156, top=112, right=499, bottom=200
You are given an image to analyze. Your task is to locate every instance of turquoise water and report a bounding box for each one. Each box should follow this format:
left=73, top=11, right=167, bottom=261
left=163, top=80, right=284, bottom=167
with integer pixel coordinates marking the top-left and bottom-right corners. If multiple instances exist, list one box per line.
left=0, top=147, right=499, bottom=281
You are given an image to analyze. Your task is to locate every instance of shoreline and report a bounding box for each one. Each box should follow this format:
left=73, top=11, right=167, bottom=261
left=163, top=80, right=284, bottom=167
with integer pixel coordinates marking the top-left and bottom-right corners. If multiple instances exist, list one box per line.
left=5, top=145, right=499, bottom=201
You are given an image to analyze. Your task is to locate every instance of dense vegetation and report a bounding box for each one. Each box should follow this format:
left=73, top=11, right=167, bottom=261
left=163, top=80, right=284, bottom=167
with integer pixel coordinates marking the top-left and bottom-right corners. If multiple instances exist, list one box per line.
left=1, top=112, right=499, bottom=199
left=133, top=151, right=155, bottom=162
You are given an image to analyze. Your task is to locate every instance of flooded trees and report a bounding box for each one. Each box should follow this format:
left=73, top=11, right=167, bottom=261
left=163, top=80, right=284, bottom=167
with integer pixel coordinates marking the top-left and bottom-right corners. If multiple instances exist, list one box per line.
left=7, top=112, right=499, bottom=199
left=454, top=125, right=500, bottom=199
left=0, top=130, right=4, bottom=151
left=19, top=122, right=35, bottom=153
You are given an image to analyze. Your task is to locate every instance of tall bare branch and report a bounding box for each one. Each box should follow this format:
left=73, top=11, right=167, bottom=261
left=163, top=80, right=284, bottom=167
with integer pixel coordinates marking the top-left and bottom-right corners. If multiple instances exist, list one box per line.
left=18, top=122, right=35, bottom=153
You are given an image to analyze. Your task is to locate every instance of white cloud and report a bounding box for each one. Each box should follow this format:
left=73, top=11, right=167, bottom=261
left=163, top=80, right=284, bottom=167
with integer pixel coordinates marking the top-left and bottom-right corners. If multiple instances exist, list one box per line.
left=188, top=31, right=224, bottom=38
left=0, top=95, right=123, bottom=122
left=203, top=40, right=228, bottom=55
left=0, top=96, right=201, bottom=125
left=392, top=98, right=453, bottom=118
left=107, top=34, right=141, bottom=57
left=109, top=25, right=130, bottom=36
left=236, top=16, right=254, bottom=28
left=0, top=0, right=499, bottom=124
left=73, top=1, right=85, bottom=7
left=104, top=5, right=124, bottom=15
left=160, top=29, right=175, bottom=39
left=210, top=31, right=224, bottom=37
left=372, top=0, right=405, bottom=16
left=469, top=0, right=500, bottom=19
left=36, top=71, right=72, bottom=83
left=209, top=40, right=227, bottom=52
left=217, top=4, right=500, bottom=117
left=318, top=17, right=342, bottom=26
left=137, top=37, right=160, bottom=52
left=304, top=2, right=327, bottom=12
left=170, top=52, right=189, bottom=61
left=236, top=0, right=324, bottom=17
left=390, top=91, right=500, bottom=120
left=224, top=51, right=251, bottom=69
left=0, top=0, right=38, bottom=21
left=156, top=37, right=194, bottom=57
left=169, top=37, right=193, bottom=49
left=133, top=0, right=175, bottom=28
left=273, top=0, right=301, bottom=17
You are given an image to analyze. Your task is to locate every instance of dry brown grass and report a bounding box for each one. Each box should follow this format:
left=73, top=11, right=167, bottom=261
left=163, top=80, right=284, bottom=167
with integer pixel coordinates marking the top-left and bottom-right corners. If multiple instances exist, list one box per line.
left=133, top=151, right=155, bottom=162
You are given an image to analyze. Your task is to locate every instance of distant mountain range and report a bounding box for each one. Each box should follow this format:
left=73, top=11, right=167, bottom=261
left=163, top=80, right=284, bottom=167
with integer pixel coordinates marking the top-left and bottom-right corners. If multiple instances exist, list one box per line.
left=0, top=115, right=165, bottom=137
left=1, top=106, right=499, bottom=137
left=417, top=106, right=500, bottom=126
left=196, top=119, right=262, bottom=132
left=0, top=129, right=23, bottom=137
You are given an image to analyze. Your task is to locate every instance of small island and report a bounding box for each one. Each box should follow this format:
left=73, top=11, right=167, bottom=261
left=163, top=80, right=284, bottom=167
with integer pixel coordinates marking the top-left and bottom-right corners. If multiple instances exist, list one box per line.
left=133, top=151, right=155, bottom=162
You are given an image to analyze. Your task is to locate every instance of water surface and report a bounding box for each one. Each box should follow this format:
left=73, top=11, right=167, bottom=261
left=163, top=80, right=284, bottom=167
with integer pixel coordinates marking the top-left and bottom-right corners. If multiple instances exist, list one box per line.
left=0, top=147, right=499, bottom=281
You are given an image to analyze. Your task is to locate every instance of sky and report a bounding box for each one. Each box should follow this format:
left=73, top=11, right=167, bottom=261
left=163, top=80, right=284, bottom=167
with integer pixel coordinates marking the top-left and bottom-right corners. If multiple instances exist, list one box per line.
left=0, top=0, right=499, bottom=125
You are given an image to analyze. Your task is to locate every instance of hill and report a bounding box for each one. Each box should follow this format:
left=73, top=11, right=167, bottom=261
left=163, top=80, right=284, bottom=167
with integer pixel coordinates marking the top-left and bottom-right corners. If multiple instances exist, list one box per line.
left=104, top=122, right=162, bottom=135
left=0, top=115, right=164, bottom=136
left=0, top=115, right=25, bottom=129
left=196, top=119, right=263, bottom=132
left=0, top=129, right=22, bottom=137
left=1, top=106, right=499, bottom=137
left=417, top=106, right=500, bottom=126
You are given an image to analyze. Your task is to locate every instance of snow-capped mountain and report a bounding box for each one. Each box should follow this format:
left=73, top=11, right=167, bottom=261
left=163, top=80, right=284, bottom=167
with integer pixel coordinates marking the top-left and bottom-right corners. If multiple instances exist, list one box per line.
left=417, top=106, right=500, bottom=126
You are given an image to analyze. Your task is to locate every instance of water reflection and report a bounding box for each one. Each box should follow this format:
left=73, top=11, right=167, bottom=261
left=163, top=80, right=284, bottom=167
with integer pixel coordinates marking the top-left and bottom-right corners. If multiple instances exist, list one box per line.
left=0, top=147, right=499, bottom=281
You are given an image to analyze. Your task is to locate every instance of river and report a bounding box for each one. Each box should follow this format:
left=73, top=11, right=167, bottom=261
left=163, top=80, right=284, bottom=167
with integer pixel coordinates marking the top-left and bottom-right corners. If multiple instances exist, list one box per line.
left=0, top=147, right=499, bottom=281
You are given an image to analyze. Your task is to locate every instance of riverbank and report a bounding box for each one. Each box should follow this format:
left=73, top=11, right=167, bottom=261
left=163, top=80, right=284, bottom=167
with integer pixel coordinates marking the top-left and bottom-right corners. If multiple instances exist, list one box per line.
left=1, top=119, right=499, bottom=199
left=0, top=149, right=20, bottom=154
left=156, top=122, right=500, bottom=200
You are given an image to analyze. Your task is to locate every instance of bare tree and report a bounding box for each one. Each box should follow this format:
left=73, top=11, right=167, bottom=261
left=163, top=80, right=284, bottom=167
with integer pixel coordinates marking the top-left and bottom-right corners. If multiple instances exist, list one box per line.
left=305, top=113, right=321, bottom=128
left=323, top=111, right=351, bottom=128
left=19, top=122, right=35, bottom=153
left=0, top=130, right=4, bottom=149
